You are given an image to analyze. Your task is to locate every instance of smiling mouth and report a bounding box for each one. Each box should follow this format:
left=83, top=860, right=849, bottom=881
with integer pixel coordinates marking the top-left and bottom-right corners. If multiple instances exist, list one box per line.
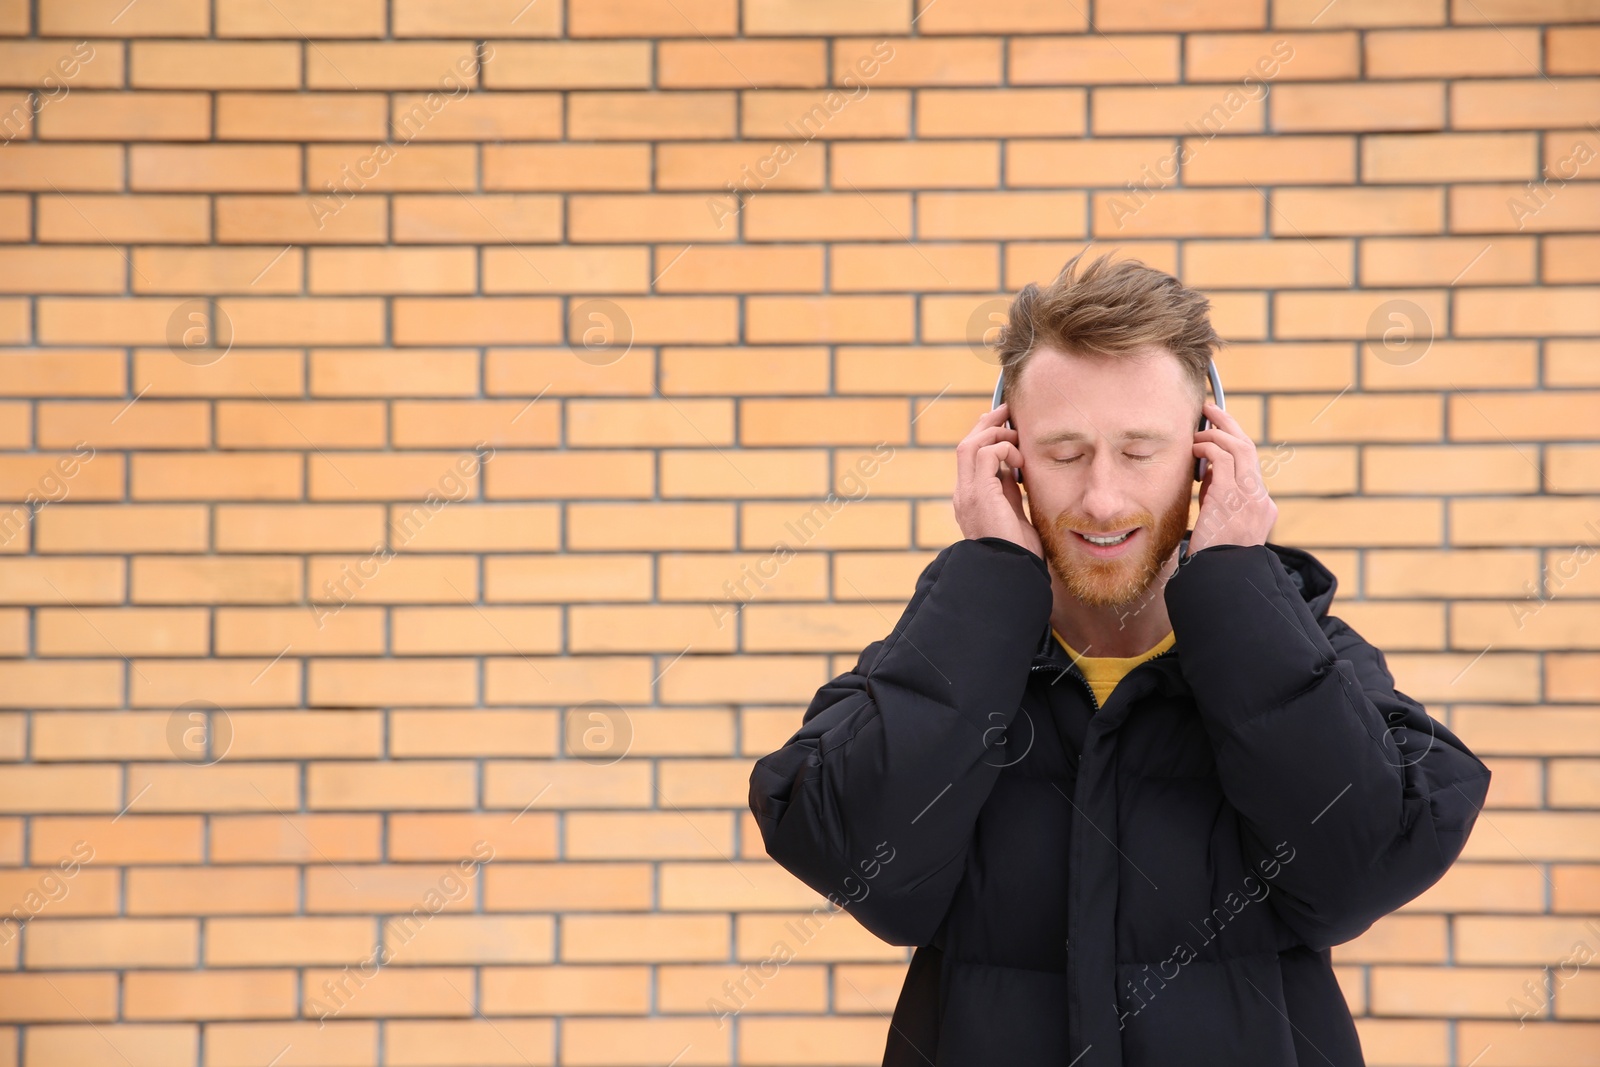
left=1074, top=528, right=1138, bottom=547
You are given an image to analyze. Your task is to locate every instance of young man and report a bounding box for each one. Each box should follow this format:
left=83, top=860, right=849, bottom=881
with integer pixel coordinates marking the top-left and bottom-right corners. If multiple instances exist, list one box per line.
left=748, top=253, right=1491, bottom=1066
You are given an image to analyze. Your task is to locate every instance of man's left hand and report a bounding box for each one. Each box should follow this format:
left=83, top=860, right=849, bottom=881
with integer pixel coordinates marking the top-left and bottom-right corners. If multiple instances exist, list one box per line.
left=1190, top=400, right=1277, bottom=554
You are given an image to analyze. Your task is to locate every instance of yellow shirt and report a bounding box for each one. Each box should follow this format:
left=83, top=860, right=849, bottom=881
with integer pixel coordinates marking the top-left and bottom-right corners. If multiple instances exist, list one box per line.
left=1052, top=627, right=1177, bottom=709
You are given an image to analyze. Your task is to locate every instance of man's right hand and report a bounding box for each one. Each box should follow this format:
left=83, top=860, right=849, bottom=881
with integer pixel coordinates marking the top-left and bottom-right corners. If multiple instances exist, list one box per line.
left=954, top=403, right=1043, bottom=558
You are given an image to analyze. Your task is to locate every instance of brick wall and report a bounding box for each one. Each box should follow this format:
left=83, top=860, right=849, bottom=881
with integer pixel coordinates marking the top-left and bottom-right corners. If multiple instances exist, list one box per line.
left=0, top=0, right=1598, bottom=1064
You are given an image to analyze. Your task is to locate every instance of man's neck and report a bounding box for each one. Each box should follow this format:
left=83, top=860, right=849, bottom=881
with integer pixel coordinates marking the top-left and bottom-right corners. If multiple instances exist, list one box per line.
left=1047, top=547, right=1181, bottom=658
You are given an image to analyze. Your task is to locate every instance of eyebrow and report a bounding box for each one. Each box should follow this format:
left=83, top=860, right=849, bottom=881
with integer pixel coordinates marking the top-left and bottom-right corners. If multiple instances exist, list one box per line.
left=1035, top=429, right=1174, bottom=446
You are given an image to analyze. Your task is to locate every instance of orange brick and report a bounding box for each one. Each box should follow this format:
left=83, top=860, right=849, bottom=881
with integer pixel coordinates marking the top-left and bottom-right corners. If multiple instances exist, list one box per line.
left=25, top=918, right=198, bottom=968
left=482, top=245, right=650, bottom=293
left=484, top=144, right=652, bottom=191
left=1272, top=82, right=1445, bottom=132
left=830, top=141, right=1000, bottom=189
left=1093, top=188, right=1263, bottom=238
left=1544, top=127, right=1600, bottom=184
left=216, top=0, right=384, bottom=37
left=1362, top=132, right=1536, bottom=183
left=217, top=93, right=388, bottom=141
left=833, top=244, right=997, bottom=292
left=662, top=39, right=826, bottom=87
left=131, top=453, right=302, bottom=501
left=569, top=0, right=734, bottom=36
left=1549, top=27, right=1600, bottom=75
left=391, top=92, right=562, bottom=141
left=125, top=970, right=296, bottom=1020
left=218, top=194, right=386, bottom=244
left=1184, top=32, right=1359, bottom=81
left=1273, top=289, right=1448, bottom=342
left=745, top=0, right=908, bottom=34
left=130, top=41, right=300, bottom=88
left=210, top=813, right=380, bottom=862
left=383, top=1019, right=553, bottom=1062
left=1182, top=239, right=1354, bottom=288
left=393, top=297, right=563, bottom=345
left=207, top=916, right=375, bottom=965
left=1182, top=135, right=1356, bottom=185
left=742, top=192, right=908, bottom=243
left=747, top=296, right=914, bottom=343
left=486, top=42, right=651, bottom=88
left=1454, top=182, right=1600, bottom=235
left=0, top=144, right=122, bottom=191
left=650, top=245, right=823, bottom=293
left=1271, top=188, right=1443, bottom=236
left=1546, top=236, right=1600, bottom=284
left=0, top=40, right=123, bottom=88
left=0, top=248, right=124, bottom=294
left=742, top=87, right=911, bottom=141
left=39, top=0, right=208, bottom=36
left=1100, top=0, right=1264, bottom=29
left=1093, top=85, right=1267, bottom=135
left=308, top=42, right=485, bottom=90
left=569, top=92, right=735, bottom=140
left=39, top=193, right=209, bottom=243
left=1456, top=0, right=1600, bottom=22
left=917, top=88, right=1085, bottom=137
left=1007, top=138, right=1172, bottom=187
left=918, top=191, right=1088, bottom=239
left=1273, top=0, right=1445, bottom=27
left=30, top=815, right=202, bottom=864
left=911, top=0, right=1087, bottom=33
left=29, top=86, right=192, bottom=144
left=1360, top=237, right=1535, bottom=287
left=1452, top=79, right=1600, bottom=130
left=0, top=973, right=118, bottom=1021
left=835, top=38, right=999, bottom=86
left=131, top=145, right=302, bottom=192
left=569, top=194, right=736, bottom=243
left=1012, top=35, right=1178, bottom=84
left=1365, top=28, right=1541, bottom=78
left=1456, top=288, right=1600, bottom=337
left=393, top=194, right=563, bottom=244
left=1371, top=965, right=1544, bottom=1017
left=308, top=248, right=477, bottom=294
left=392, top=0, right=561, bottom=36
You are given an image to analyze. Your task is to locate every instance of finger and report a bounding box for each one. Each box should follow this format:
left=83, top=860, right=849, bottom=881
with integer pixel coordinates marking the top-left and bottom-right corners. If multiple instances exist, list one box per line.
left=963, top=423, right=1019, bottom=473
left=977, top=440, right=1024, bottom=481
left=1194, top=424, right=1251, bottom=468
left=1000, top=459, right=1025, bottom=513
left=958, top=406, right=1017, bottom=468
left=1202, top=402, right=1255, bottom=447
left=1192, top=439, right=1234, bottom=483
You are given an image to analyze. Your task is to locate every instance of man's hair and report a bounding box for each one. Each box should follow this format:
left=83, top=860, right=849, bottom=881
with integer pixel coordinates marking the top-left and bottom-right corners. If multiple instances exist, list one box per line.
left=994, top=250, right=1223, bottom=409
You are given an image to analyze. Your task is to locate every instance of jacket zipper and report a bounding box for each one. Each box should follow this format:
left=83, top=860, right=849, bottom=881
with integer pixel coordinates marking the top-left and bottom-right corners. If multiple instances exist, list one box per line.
left=1030, top=643, right=1177, bottom=960
left=1030, top=642, right=1178, bottom=717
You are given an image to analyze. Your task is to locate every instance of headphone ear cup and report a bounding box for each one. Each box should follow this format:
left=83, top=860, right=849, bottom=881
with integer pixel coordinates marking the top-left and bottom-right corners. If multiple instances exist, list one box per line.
left=1193, top=413, right=1209, bottom=482
left=1010, top=418, right=1023, bottom=484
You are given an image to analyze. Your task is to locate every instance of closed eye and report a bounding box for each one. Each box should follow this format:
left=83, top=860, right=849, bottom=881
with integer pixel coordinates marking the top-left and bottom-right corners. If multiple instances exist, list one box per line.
left=1052, top=455, right=1156, bottom=464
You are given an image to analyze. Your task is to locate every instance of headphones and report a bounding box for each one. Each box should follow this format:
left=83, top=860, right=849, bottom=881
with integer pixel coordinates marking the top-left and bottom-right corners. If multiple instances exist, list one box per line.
left=990, top=359, right=1226, bottom=485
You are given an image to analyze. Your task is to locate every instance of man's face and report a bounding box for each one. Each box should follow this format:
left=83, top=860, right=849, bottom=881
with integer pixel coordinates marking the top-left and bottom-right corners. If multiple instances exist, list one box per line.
left=1013, top=346, right=1201, bottom=610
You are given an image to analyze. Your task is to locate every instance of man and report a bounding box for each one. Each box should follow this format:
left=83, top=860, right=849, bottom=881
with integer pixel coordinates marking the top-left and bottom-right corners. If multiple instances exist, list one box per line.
left=748, top=253, right=1491, bottom=1066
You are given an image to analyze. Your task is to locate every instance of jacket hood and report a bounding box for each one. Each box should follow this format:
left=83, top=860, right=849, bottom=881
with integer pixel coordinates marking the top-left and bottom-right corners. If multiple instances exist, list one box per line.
left=1029, top=530, right=1340, bottom=667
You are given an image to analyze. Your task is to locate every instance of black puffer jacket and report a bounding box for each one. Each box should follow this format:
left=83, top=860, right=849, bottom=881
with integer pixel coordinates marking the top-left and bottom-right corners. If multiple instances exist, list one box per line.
left=749, top=533, right=1491, bottom=1066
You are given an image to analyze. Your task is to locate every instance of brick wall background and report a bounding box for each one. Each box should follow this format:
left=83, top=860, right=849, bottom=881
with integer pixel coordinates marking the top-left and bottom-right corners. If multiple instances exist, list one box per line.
left=0, top=0, right=1598, bottom=1064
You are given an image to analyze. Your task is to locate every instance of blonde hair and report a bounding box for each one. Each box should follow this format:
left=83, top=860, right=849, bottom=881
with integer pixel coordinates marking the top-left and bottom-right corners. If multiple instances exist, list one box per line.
left=995, top=250, right=1222, bottom=408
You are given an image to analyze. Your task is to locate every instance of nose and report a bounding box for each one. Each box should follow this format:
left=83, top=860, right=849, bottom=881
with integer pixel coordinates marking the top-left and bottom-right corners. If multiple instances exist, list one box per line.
left=1076, top=451, right=1129, bottom=527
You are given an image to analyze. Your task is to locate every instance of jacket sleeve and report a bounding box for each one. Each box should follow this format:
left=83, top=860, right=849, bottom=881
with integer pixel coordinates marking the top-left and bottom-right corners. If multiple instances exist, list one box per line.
left=748, top=536, right=1055, bottom=947
left=1164, top=541, right=1493, bottom=952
